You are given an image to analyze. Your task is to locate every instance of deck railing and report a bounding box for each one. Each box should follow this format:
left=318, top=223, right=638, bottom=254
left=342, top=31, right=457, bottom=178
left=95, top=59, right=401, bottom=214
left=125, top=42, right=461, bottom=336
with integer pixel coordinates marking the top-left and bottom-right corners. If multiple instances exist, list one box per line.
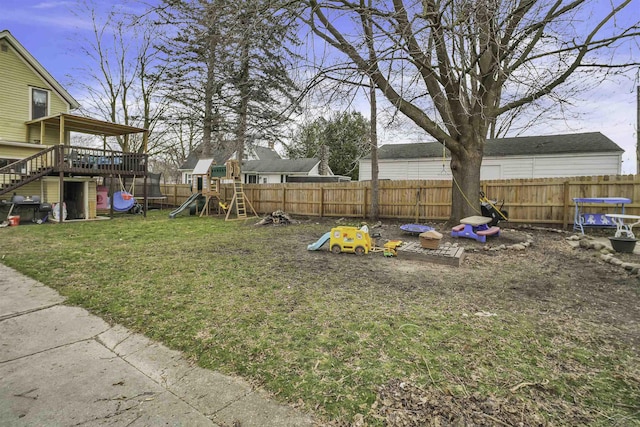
left=0, top=145, right=148, bottom=197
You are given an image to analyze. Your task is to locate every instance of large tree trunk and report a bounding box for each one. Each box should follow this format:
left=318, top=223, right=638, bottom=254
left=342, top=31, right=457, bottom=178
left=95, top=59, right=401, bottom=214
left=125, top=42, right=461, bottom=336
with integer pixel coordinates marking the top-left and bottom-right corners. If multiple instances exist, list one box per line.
left=448, top=140, right=483, bottom=224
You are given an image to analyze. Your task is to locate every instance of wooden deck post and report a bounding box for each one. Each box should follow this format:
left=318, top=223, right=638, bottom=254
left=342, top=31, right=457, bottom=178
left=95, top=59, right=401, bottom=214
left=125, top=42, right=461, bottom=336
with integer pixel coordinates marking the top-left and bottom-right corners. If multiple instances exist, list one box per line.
left=59, top=115, right=65, bottom=145
left=109, top=174, right=115, bottom=219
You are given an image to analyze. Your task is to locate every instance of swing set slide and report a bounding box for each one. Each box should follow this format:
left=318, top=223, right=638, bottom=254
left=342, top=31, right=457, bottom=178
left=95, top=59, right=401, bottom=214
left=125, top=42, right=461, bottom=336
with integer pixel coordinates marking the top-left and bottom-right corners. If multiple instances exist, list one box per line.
left=168, top=193, right=203, bottom=219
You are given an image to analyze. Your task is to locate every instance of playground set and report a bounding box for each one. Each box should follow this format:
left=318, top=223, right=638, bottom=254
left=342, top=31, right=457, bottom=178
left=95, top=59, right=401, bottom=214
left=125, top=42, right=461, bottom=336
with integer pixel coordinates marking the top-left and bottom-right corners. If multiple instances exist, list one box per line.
left=168, top=158, right=258, bottom=221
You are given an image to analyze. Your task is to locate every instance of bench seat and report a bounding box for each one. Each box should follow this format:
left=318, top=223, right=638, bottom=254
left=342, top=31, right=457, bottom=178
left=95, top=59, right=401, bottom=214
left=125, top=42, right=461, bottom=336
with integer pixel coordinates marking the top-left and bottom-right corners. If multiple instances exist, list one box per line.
left=476, top=226, right=500, bottom=236
left=451, top=224, right=465, bottom=232
left=581, top=213, right=614, bottom=227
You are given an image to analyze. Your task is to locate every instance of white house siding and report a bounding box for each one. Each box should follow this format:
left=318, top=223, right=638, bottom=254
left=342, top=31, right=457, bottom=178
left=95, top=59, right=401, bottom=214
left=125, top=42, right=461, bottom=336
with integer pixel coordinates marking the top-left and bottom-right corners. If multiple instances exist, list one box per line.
left=244, top=164, right=320, bottom=184
left=484, top=157, right=534, bottom=179
left=360, top=160, right=452, bottom=181
left=528, top=153, right=620, bottom=177
left=250, top=173, right=285, bottom=184
left=359, top=152, right=622, bottom=181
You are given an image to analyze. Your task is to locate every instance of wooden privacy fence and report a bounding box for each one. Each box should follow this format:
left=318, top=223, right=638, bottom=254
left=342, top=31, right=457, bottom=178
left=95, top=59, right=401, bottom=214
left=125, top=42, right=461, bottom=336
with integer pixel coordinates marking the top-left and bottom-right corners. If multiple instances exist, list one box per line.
left=160, top=175, right=640, bottom=228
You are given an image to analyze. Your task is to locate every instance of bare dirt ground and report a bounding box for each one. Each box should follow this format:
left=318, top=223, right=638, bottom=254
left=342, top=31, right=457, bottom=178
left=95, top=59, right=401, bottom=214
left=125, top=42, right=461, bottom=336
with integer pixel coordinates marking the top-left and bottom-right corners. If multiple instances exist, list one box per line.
left=271, top=217, right=640, bottom=426
left=311, top=218, right=640, bottom=348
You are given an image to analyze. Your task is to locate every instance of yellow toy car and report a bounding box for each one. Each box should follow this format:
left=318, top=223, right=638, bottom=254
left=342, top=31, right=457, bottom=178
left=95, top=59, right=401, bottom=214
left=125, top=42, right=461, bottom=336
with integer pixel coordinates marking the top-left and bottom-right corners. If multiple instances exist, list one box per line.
left=329, top=226, right=371, bottom=255
left=383, top=240, right=403, bottom=257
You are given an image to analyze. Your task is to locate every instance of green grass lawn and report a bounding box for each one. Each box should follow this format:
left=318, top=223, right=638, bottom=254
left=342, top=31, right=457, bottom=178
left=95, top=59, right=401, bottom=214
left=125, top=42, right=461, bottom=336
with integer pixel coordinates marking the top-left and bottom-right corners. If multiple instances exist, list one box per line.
left=1, top=211, right=638, bottom=425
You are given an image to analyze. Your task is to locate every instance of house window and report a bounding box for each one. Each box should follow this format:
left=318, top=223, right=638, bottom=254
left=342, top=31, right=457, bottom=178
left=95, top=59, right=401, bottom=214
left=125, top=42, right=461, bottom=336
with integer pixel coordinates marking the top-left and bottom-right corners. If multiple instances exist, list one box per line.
left=247, top=175, right=258, bottom=184
left=263, top=177, right=267, bottom=184
left=184, top=173, right=192, bottom=185
left=31, top=88, right=49, bottom=119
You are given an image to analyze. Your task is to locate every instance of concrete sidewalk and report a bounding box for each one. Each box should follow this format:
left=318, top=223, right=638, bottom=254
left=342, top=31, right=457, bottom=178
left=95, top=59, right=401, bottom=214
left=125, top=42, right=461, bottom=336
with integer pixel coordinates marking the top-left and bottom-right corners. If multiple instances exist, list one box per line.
left=0, top=264, right=316, bottom=426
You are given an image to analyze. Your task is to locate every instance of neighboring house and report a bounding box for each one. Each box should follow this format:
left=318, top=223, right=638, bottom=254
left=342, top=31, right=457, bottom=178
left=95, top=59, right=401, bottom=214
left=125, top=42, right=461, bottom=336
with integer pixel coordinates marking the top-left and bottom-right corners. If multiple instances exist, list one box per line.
left=179, top=143, right=330, bottom=184
left=0, top=30, right=148, bottom=221
left=243, top=158, right=324, bottom=184
left=359, top=132, right=624, bottom=181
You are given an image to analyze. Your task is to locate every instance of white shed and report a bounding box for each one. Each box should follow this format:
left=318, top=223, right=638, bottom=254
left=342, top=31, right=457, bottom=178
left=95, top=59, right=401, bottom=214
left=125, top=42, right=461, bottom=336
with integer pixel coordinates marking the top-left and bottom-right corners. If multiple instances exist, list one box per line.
left=359, top=132, right=624, bottom=181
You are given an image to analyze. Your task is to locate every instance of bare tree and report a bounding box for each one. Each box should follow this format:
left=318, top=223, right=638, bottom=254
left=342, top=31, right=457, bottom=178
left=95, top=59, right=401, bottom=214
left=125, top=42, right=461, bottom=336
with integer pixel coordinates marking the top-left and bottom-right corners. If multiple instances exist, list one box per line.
left=157, top=0, right=300, bottom=163
left=302, top=0, right=640, bottom=221
left=156, top=0, right=234, bottom=158
left=71, top=1, right=169, bottom=154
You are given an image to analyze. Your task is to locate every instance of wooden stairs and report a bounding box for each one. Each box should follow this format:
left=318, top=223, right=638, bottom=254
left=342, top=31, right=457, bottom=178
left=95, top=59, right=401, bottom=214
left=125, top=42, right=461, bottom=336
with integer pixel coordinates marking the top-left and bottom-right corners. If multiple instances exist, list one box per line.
left=0, top=146, right=56, bottom=197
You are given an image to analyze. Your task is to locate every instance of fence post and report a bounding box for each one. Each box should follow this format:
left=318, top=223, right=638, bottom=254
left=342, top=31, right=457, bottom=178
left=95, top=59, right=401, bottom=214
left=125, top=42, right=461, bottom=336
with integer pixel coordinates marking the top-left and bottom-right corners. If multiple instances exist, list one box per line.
left=563, top=180, right=570, bottom=230
left=320, top=187, right=324, bottom=217
left=415, top=186, right=420, bottom=223
left=363, top=186, right=367, bottom=219
left=282, top=184, right=286, bottom=212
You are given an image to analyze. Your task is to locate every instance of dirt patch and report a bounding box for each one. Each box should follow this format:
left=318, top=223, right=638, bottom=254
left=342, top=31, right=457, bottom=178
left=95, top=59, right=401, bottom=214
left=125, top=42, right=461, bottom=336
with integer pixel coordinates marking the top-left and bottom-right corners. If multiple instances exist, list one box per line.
left=254, top=216, right=640, bottom=425
left=260, top=217, right=640, bottom=347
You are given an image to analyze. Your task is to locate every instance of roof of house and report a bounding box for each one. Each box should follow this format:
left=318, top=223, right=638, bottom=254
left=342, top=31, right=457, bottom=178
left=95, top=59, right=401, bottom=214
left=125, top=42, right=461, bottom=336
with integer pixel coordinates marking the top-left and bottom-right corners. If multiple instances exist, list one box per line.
left=253, top=146, right=281, bottom=160
left=179, top=146, right=234, bottom=170
left=0, top=30, right=80, bottom=110
left=178, top=144, right=281, bottom=170
left=243, top=158, right=320, bottom=174
left=367, top=132, right=623, bottom=160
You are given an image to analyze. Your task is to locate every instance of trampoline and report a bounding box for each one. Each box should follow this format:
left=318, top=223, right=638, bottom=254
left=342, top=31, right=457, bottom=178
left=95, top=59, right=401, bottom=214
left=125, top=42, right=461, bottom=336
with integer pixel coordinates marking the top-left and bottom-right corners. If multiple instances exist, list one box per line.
left=400, top=224, right=434, bottom=235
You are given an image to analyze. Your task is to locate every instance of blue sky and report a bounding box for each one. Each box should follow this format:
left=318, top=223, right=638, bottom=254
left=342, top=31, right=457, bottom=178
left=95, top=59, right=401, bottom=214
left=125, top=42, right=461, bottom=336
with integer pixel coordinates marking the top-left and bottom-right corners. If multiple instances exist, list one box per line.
left=2, top=0, right=639, bottom=173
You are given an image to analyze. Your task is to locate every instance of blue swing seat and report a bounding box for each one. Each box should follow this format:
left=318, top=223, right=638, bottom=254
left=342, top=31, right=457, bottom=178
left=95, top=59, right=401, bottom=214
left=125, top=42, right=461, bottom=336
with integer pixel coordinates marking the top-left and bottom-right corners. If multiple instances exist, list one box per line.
left=112, top=191, right=135, bottom=212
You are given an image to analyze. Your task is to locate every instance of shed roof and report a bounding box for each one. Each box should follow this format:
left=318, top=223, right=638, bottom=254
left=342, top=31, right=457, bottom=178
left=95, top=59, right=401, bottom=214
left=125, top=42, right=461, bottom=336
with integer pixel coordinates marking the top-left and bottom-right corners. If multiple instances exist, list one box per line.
left=193, top=158, right=215, bottom=175
left=369, top=132, right=623, bottom=160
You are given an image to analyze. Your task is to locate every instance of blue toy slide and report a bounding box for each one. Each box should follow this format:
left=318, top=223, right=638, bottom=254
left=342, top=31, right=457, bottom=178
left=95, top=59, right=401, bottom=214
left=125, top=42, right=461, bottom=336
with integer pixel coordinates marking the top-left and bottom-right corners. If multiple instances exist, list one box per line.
left=169, top=193, right=202, bottom=219
left=307, top=232, right=331, bottom=251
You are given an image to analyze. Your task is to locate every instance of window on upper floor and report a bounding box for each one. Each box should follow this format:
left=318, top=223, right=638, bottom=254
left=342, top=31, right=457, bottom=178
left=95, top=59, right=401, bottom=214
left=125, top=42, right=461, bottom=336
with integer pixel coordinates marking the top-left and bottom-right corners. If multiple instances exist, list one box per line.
left=31, top=88, right=49, bottom=120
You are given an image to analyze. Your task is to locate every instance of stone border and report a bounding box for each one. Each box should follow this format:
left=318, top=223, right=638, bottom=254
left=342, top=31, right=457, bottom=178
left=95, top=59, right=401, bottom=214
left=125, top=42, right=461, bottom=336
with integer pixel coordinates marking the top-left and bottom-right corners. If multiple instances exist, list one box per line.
left=472, top=228, right=535, bottom=252
left=566, top=234, right=640, bottom=276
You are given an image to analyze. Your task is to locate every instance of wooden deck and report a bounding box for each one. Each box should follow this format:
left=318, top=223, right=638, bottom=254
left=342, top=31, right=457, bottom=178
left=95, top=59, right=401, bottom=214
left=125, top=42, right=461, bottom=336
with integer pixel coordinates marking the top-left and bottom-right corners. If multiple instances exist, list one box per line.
left=0, top=145, right=148, bottom=197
